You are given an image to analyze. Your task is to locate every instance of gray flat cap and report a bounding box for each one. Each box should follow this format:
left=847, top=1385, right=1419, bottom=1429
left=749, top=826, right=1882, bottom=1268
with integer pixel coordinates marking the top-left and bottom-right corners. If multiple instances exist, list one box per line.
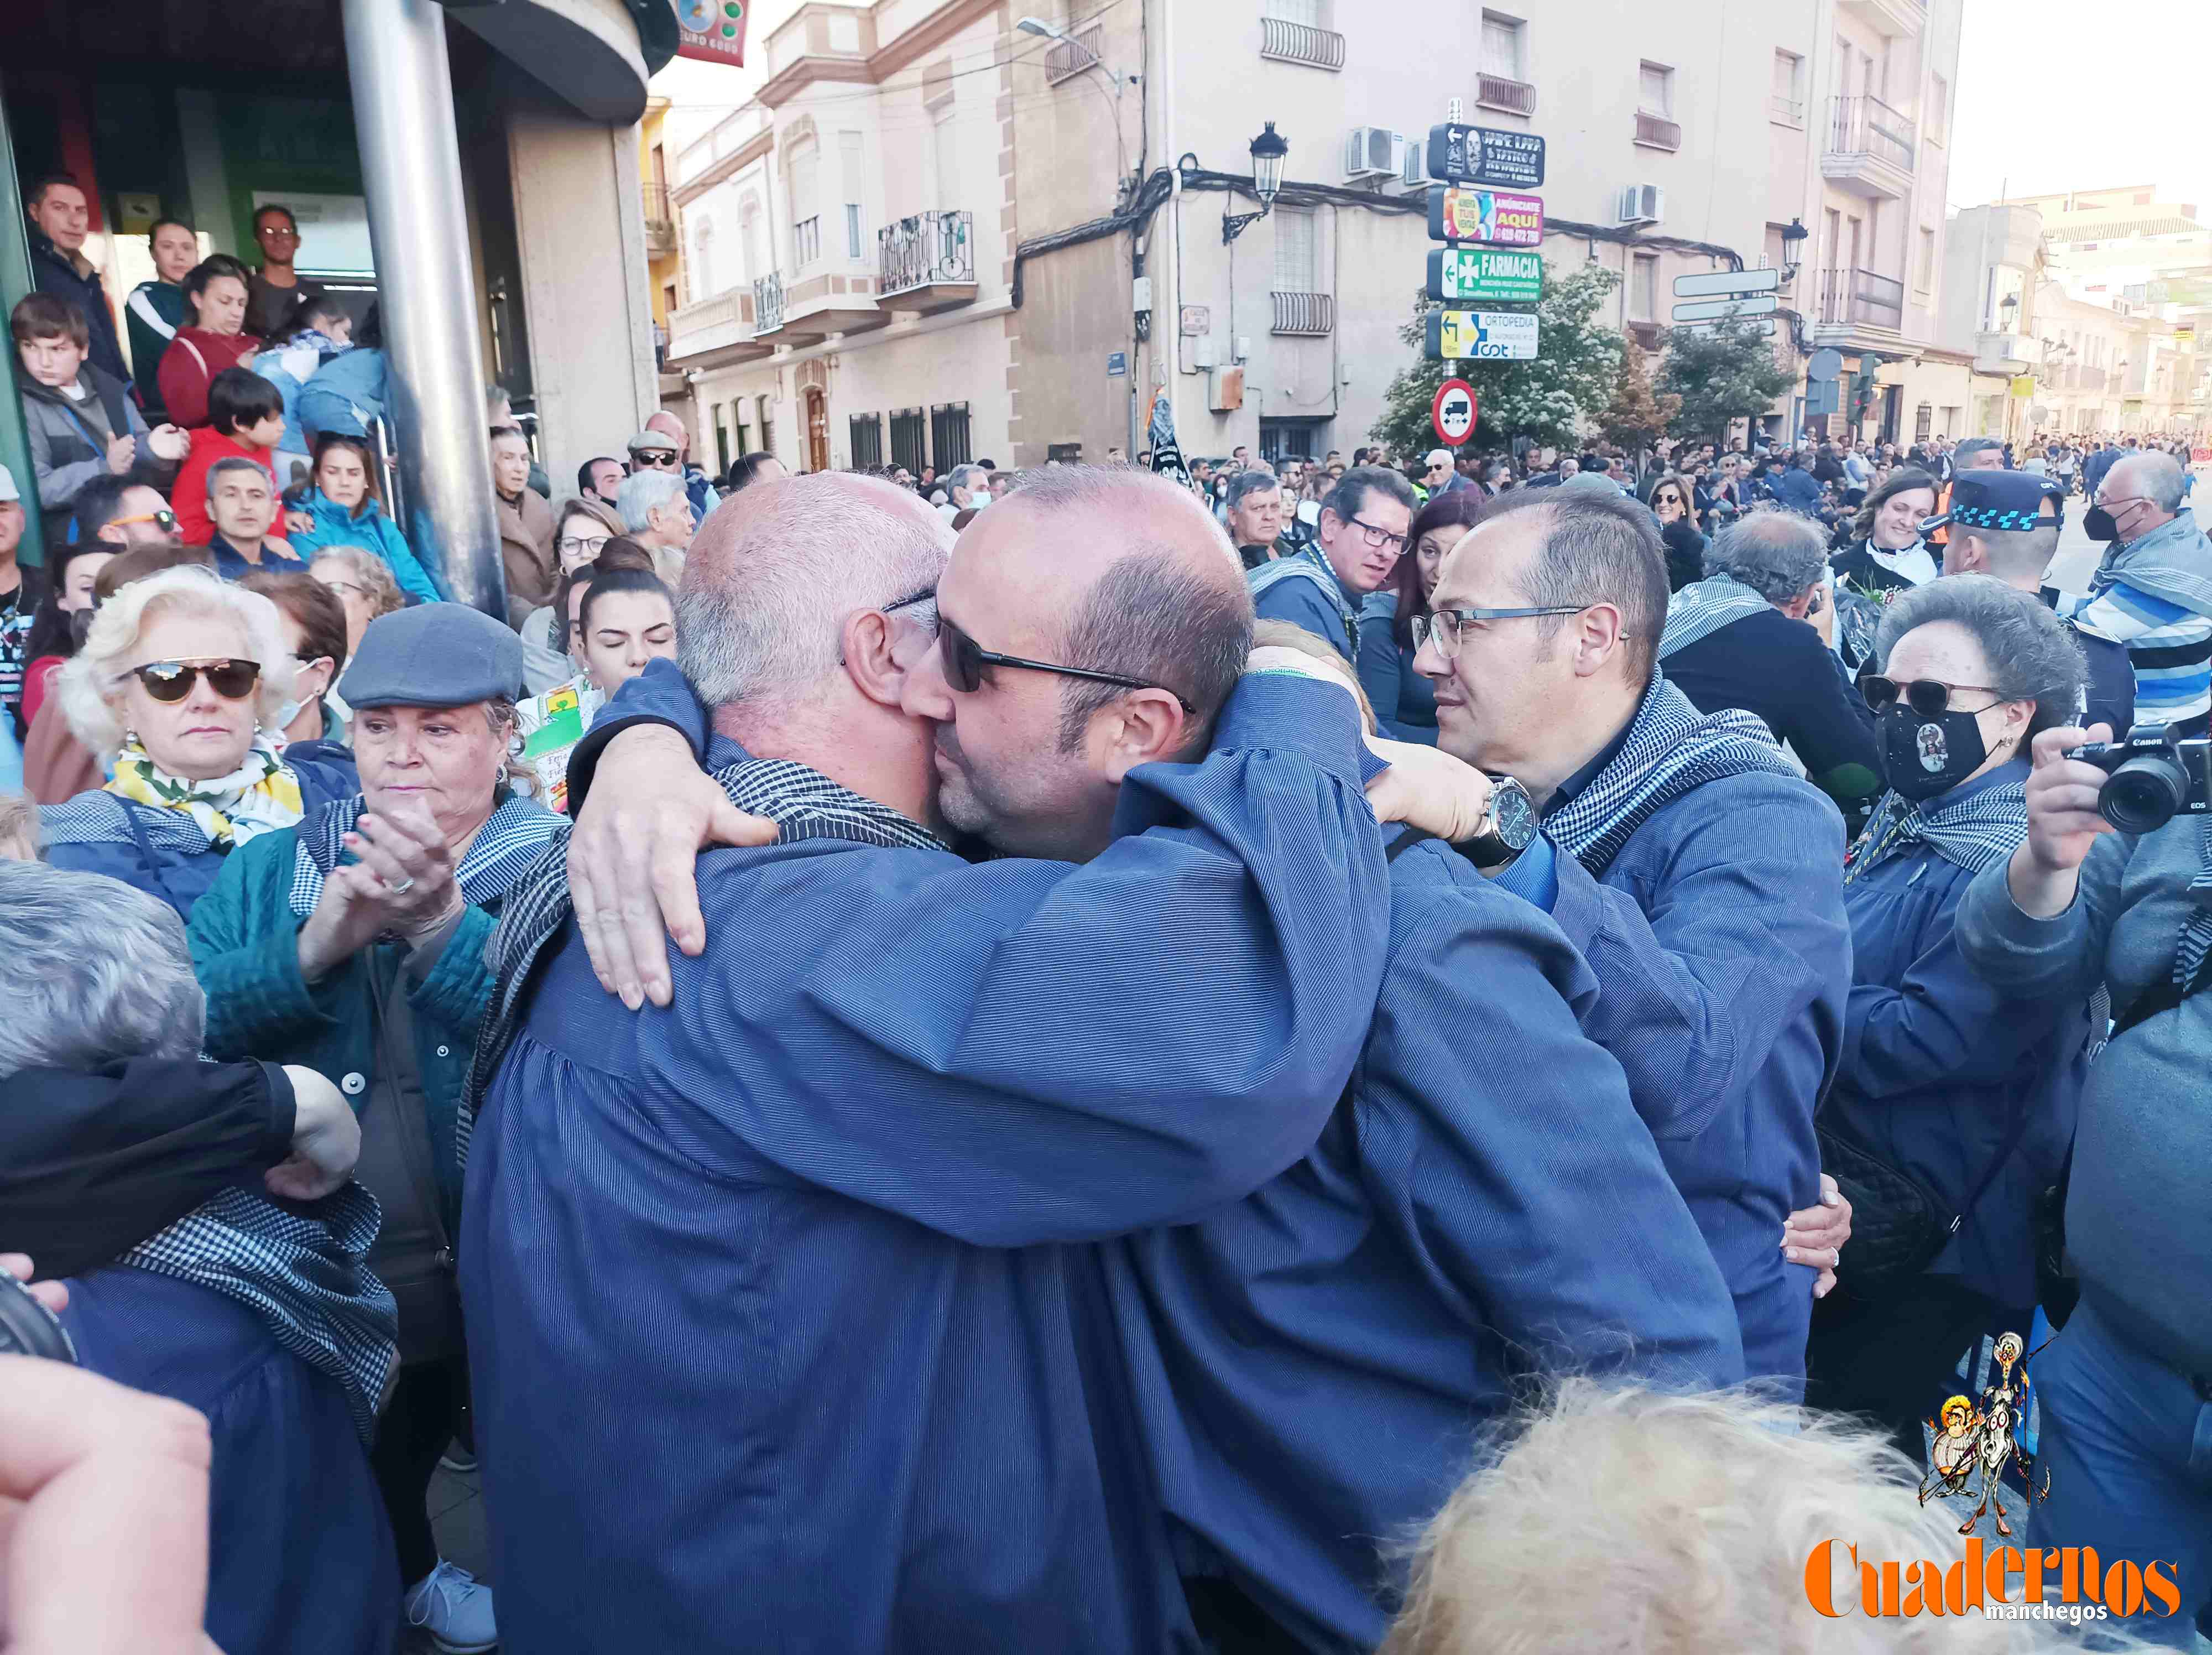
left=338, top=603, right=525, bottom=710
left=625, top=429, right=679, bottom=456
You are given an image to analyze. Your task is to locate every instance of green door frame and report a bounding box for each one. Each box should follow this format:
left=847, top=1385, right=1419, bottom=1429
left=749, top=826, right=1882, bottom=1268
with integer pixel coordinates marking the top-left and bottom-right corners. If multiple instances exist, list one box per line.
left=0, top=90, right=48, bottom=560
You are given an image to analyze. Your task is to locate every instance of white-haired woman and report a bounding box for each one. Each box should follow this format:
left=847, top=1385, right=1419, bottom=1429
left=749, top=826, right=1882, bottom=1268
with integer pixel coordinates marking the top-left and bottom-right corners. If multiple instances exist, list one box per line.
left=1808, top=575, right=2095, bottom=1464
left=39, top=566, right=357, bottom=917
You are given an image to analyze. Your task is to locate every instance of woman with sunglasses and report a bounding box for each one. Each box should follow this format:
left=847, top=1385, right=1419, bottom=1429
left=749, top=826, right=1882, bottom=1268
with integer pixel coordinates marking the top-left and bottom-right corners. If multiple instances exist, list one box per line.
left=1643, top=471, right=1708, bottom=592
left=283, top=432, right=443, bottom=605
left=1357, top=491, right=1482, bottom=745
left=1807, top=574, right=2093, bottom=1462
left=39, top=566, right=356, bottom=918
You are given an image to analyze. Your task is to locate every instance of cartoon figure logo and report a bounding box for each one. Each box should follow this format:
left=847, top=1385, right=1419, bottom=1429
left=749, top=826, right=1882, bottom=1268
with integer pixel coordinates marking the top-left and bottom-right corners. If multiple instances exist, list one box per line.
left=1918, top=1331, right=2052, bottom=1537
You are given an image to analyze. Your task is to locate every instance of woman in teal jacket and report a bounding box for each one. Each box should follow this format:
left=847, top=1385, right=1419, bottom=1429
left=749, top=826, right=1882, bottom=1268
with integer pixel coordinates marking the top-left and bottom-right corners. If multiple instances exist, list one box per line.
left=185, top=605, right=560, bottom=1653
left=284, top=433, right=442, bottom=605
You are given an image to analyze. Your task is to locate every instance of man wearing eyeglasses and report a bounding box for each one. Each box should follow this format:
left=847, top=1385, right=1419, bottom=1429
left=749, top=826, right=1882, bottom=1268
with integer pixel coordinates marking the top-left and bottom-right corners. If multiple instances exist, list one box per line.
left=1411, top=486, right=1855, bottom=1402
left=460, top=469, right=1498, bottom=1652
left=2061, top=450, right=2212, bottom=736
left=1246, top=465, right=1417, bottom=663
left=242, top=204, right=325, bottom=342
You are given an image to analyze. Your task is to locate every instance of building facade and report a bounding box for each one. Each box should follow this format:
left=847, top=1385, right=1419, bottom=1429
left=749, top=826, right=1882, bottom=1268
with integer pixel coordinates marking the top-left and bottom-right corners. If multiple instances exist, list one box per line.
left=658, top=0, right=1965, bottom=473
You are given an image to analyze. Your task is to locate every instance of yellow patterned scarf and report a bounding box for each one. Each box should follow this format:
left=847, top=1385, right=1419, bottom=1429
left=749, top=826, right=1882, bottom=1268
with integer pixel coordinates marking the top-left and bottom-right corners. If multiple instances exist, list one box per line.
left=107, top=733, right=306, bottom=847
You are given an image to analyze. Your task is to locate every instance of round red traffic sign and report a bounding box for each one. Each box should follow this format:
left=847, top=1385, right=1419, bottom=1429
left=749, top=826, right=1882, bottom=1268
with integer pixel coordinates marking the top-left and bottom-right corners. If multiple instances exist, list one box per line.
left=1431, top=378, right=1477, bottom=446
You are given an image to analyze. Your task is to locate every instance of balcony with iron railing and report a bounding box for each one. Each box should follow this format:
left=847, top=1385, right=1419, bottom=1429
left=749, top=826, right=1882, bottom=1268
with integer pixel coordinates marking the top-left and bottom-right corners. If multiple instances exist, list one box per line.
left=1271, top=292, right=1334, bottom=336
left=878, top=210, right=977, bottom=313
left=792, top=216, right=822, bottom=271
left=1259, top=17, right=1344, bottom=70
left=1823, top=95, right=1916, bottom=199
left=1768, top=92, right=1805, bottom=127
left=2078, top=365, right=2108, bottom=393
left=1476, top=72, right=1536, bottom=116
left=1634, top=111, right=1681, bottom=150
left=643, top=183, right=676, bottom=257
left=1814, top=267, right=1905, bottom=335
left=1045, top=22, right=1105, bottom=83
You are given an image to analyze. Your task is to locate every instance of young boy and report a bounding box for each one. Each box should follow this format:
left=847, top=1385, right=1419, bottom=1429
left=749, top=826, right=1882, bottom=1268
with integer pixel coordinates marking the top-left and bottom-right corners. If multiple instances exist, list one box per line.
left=172, top=367, right=287, bottom=547
left=12, top=292, right=185, bottom=555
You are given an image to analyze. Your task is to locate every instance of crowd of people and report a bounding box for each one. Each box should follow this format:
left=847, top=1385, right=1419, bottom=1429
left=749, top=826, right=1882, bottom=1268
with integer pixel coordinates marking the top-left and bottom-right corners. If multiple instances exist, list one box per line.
left=2, top=171, right=2210, bottom=1655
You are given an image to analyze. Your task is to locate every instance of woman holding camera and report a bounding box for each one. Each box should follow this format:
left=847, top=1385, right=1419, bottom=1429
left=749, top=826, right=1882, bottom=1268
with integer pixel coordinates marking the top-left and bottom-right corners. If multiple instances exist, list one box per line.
left=1956, top=703, right=2212, bottom=1644
left=1807, top=576, right=2096, bottom=1463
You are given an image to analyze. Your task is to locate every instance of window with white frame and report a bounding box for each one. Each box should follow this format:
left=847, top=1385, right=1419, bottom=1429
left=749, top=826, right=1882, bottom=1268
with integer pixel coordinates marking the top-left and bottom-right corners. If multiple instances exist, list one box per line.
left=1916, top=227, right=1936, bottom=291
left=1273, top=207, right=1318, bottom=292
left=1480, top=13, right=1524, bottom=79
left=930, top=99, right=958, bottom=211
left=790, top=142, right=821, bottom=269
left=694, top=215, right=715, bottom=298
left=739, top=194, right=763, bottom=282
left=1630, top=253, right=1658, bottom=322
left=1639, top=62, right=1673, bottom=117
left=1262, top=0, right=1324, bottom=23
left=1771, top=49, right=1803, bottom=123
left=839, top=131, right=864, bottom=261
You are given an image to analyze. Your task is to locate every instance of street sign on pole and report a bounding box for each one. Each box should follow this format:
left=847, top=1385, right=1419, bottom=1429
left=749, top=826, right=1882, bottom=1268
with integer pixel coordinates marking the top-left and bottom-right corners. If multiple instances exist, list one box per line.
left=1424, top=124, right=1546, bottom=189
left=1670, top=295, right=1779, bottom=322
left=1427, top=187, right=1545, bottom=247
left=1426, top=310, right=1540, bottom=361
left=1671, top=267, right=1782, bottom=299
left=1806, top=348, right=1845, bottom=381
left=1671, top=318, right=1777, bottom=339
left=1432, top=378, right=1478, bottom=446
left=1806, top=378, right=1840, bottom=415
left=1427, top=246, right=1543, bottom=303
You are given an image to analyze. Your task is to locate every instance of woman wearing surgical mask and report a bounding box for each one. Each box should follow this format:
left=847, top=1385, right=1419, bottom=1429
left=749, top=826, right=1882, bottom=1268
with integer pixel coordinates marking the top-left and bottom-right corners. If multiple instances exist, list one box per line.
left=238, top=568, right=354, bottom=750
left=1807, top=575, right=2094, bottom=1464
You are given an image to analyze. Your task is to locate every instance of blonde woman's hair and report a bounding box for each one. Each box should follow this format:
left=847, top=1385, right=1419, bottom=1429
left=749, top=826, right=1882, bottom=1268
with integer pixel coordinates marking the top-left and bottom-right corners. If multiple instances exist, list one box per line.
left=0, top=793, right=38, bottom=862
left=1382, top=1381, right=2161, bottom=1655
left=54, top=566, right=298, bottom=761
left=307, top=546, right=405, bottom=620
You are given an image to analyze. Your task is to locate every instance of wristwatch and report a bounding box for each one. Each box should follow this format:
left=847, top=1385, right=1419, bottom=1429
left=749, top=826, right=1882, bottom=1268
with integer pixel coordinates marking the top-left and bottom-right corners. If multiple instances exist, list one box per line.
left=1454, top=775, right=1538, bottom=870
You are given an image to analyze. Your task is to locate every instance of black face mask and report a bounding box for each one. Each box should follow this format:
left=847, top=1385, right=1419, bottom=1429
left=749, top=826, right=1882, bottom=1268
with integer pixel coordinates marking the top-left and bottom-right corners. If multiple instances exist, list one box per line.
left=2083, top=506, right=2120, bottom=543
left=1879, top=702, right=1988, bottom=802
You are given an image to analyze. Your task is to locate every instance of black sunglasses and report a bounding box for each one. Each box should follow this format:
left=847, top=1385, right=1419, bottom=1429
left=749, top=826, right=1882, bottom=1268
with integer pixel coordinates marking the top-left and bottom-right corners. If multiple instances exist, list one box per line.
left=938, top=614, right=1197, bottom=714
left=1860, top=675, right=2004, bottom=717
left=131, top=658, right=262, bottom=702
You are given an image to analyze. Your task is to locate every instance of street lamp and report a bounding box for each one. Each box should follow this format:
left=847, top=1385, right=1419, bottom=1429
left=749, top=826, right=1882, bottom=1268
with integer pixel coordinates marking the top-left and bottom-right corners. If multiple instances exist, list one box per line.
left=1779, top=217, right=1809, bottom=284
left=1222, top=122, right=1289, bottom=244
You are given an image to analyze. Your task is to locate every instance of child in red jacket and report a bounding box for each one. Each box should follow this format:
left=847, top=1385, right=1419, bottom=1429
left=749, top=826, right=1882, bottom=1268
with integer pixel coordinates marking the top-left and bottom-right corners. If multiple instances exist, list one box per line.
left=173, top=368, right=286, bottom=545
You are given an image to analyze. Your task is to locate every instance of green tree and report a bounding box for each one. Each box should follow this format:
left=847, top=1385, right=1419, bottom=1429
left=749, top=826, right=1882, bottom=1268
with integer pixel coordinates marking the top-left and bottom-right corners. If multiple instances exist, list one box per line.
left=1597, top=341, right=1681, bottom=455
left=1370, top=265, right=1624, bottom=455
left=1655, top=316, right=1797, bottom=443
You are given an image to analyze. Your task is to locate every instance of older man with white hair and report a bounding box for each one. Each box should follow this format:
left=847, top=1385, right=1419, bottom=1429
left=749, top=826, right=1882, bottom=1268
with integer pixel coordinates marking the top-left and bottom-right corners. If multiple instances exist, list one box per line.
left=936, top=461, right=989, bottom=523
left=2063, top=449, right=2212, bottom=733
left=1658, top=508, right=1882, bottom=813
left=615, top=465, right=697, bottom=586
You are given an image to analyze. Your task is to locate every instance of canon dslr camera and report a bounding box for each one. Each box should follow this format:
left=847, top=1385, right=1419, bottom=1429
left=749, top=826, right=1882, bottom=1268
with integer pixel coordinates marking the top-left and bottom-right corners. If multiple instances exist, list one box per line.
left=2065, top=724, right=2212, bottom=834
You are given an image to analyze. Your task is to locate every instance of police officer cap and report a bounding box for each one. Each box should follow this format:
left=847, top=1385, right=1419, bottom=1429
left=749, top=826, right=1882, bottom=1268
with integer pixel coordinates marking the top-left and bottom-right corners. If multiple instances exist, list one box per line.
left=337, top=603, right=526, bottom=710
left=1920, top=469, right=2064, bottom=534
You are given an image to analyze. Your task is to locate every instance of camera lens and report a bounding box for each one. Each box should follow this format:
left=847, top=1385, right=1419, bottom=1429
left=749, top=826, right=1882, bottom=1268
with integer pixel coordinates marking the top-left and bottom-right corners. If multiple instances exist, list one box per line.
left=2101, top=753, right=2189, bottom=835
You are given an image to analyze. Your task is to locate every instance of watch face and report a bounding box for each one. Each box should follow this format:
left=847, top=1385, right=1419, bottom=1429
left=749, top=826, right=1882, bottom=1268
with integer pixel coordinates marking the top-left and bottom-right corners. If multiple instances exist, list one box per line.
left=1490, top=778, right=1538, bottom=850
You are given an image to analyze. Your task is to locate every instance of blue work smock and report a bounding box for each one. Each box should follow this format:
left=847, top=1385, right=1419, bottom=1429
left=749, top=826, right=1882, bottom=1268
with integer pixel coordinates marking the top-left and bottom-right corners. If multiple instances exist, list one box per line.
left=461, top=666, right=1390, bottom=1653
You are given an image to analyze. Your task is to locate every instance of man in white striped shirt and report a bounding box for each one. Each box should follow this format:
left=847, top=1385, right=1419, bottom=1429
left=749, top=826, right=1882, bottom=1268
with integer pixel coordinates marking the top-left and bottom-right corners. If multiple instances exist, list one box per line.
left=2061, top=452, right=2212, bottom=734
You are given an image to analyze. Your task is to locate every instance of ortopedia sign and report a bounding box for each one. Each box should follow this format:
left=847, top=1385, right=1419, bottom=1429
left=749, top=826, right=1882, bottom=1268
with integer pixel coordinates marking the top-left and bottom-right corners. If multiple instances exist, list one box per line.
left=1428, top=246, right=1543, bottom=303
left=1424, top=124, right=1547, bottom=190
left=1426, top=310, right=1540, bottom=361
left=1431, top=378, right=1478, bottom=446
left=1428, top=188, right=1545, bottom=248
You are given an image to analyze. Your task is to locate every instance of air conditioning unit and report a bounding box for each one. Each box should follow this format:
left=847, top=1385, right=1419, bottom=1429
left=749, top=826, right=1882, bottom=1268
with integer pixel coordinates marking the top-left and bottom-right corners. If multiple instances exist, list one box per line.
left=1397, top=142, right=1430, bottom=191
left=1344, top=126, right=1405, bottom=183
left=1616, top=183, right=1665, bottom=227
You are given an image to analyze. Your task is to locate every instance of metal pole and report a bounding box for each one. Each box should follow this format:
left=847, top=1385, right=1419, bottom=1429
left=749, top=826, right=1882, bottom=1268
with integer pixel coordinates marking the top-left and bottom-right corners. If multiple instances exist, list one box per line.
left=342, top=0, right=504, bottom=616
left=0, top=96, right=48, bottom=559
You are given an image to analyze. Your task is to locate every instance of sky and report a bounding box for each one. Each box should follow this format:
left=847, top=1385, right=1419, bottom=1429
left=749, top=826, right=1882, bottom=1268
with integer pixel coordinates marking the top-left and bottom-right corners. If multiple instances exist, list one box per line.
left=1947, top=0, right=2212, bottom=214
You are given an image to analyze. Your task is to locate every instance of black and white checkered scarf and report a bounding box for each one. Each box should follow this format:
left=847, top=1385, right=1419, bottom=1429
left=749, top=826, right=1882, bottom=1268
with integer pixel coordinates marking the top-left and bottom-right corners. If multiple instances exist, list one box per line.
left=121, top=1182, right=397, bottom=1442
left=288, top=792, right=568, bottom=922
left=1544, top=674, right=1799, bottom=878
left=460, top=757, right=948, bottom=1165
left=1844, top=781, right=2029, bottom=886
